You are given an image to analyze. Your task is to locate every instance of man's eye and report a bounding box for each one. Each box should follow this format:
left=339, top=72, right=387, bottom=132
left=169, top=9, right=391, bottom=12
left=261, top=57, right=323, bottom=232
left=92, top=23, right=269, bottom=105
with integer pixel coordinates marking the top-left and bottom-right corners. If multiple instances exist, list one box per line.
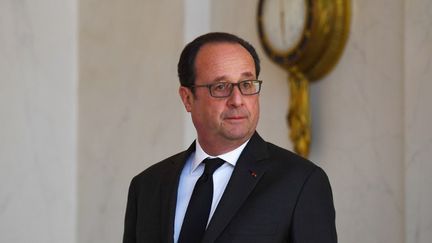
left=241, top=81, right=253, bottom=89
left=213, top=83, right=228, bottom=90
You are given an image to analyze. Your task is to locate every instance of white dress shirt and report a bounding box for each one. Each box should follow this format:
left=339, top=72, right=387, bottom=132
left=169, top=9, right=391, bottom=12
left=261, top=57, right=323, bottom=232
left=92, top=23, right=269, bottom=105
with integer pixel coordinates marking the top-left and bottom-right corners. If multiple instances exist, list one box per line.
left=173, top=139, right=249, bottom=243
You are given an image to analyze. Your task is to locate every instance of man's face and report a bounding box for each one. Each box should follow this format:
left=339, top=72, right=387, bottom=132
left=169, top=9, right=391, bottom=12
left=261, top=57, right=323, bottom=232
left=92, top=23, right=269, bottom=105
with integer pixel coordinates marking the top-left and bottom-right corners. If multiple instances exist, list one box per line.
left=179, top=42, right=260, bottom=154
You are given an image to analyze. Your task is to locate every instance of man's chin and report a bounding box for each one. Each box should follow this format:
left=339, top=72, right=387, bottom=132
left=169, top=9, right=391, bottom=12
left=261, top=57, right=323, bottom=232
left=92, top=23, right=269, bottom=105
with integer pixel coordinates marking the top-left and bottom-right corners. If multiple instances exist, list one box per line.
left=222, top=130, right=253, bottom=142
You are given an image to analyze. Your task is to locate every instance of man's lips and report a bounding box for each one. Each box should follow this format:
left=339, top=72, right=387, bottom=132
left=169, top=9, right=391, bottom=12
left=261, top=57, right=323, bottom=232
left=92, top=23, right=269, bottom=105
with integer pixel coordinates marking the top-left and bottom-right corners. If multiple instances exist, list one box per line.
left=224, top=116, right=247, bottom=120
left=223, top=110, right=248, bottom=121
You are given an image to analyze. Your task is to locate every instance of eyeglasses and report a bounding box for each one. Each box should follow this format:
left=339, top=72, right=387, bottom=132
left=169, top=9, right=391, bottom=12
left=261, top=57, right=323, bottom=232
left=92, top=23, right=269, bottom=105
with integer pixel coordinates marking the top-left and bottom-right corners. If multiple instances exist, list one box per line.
left=188, top=80, right=263, bottom=98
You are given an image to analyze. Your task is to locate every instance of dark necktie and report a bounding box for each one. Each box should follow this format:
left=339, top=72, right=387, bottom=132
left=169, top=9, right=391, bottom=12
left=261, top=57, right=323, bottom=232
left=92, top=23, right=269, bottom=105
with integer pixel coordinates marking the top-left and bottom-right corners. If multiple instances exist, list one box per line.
left=178, top=158, right=225, bottom=243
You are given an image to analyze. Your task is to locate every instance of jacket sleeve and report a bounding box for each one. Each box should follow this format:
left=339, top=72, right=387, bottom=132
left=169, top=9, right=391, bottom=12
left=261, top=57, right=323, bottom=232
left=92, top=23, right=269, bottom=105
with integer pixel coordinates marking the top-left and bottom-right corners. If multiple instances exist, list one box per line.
left=123, top=177, right=138, bottom=243
left=291, top=167, right=337, bottom=243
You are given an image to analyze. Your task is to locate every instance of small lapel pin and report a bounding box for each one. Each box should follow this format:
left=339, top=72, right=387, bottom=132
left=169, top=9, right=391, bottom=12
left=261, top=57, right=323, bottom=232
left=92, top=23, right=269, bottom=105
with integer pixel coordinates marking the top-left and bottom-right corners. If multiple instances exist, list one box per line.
left=249, top=169, right=257, bottom=178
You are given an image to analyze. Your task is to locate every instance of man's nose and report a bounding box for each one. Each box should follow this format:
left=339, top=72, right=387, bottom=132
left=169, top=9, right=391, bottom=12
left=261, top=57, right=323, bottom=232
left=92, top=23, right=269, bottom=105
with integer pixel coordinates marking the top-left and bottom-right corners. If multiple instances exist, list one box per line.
left=227, top=85, right=243, bottom=106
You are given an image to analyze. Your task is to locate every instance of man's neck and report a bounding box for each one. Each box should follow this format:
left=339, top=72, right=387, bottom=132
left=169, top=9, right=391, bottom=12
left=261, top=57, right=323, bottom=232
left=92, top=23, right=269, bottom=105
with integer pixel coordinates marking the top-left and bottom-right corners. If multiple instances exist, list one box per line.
left=197, top=136, right=252, bottom=156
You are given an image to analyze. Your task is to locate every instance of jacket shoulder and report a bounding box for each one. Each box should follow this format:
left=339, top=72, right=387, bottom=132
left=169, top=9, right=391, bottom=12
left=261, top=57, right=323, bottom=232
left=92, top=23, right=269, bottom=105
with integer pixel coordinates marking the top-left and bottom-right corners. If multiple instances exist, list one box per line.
left=264, top=142, right=324, bottom=178
left=266, top=142, right=315, bottom=165
left=130, top=151, right=185, bottom=186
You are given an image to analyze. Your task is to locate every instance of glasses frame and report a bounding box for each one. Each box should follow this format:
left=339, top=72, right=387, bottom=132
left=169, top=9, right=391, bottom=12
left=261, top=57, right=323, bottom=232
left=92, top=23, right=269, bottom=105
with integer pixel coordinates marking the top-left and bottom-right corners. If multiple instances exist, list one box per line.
left=188, top=80, right=263, bottom=98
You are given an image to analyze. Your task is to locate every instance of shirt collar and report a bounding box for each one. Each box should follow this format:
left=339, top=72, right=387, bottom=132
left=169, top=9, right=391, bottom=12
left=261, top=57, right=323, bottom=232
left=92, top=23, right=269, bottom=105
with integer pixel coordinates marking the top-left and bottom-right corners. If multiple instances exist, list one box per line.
left=191, top=139, right=250, bottom=172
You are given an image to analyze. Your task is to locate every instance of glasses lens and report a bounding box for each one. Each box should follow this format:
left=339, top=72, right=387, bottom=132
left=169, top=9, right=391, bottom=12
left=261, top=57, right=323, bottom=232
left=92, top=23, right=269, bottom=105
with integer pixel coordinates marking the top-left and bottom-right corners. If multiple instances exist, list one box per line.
left=210, top=83, right=231, bottom=97
left=239, top=80, right=260, bottom=95
left=208, top=80, right=261, bottom=97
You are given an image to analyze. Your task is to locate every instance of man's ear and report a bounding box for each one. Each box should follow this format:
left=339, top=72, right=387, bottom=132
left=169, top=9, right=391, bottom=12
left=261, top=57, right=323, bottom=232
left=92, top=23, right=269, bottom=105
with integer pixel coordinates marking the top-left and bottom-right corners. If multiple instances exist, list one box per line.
left=179, top=86, right=193, bottom=112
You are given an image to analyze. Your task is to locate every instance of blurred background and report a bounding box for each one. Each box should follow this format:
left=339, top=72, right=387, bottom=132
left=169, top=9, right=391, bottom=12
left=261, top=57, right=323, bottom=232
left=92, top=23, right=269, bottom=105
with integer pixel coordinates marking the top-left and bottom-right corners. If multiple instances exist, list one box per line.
left=1, top=0, right=431, bottom=242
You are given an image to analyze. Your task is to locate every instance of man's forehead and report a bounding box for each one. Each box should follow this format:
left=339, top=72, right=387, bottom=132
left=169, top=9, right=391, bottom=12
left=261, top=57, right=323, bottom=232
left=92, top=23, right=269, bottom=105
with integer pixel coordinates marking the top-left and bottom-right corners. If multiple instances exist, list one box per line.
left=192, top=41, right=256, bottom=85
left=195, top=42, right=255, bottom=69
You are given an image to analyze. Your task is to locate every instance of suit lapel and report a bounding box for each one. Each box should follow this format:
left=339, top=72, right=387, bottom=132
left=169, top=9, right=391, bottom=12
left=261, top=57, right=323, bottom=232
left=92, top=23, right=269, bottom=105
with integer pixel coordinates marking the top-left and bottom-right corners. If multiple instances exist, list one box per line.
left=160, top=142, right=196, bottom=243
left=202, top=133, right=270, bottom=243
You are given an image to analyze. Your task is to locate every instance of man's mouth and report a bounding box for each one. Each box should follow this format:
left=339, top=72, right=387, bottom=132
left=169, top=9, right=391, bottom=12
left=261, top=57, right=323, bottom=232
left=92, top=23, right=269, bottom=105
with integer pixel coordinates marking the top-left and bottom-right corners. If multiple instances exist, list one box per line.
left=225, top=116, right=247, bottom=121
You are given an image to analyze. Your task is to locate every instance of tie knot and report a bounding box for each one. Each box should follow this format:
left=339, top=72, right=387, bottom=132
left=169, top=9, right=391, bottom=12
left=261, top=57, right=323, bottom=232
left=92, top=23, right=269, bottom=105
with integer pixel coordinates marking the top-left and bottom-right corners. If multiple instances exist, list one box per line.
left=203, top=158, right=224, bottom=175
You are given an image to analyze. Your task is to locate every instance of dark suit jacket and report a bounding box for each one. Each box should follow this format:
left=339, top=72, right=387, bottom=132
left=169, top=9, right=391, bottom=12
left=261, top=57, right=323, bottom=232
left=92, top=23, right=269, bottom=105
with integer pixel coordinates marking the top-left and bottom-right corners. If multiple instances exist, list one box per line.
left=123, top=132, right=337, bottom=243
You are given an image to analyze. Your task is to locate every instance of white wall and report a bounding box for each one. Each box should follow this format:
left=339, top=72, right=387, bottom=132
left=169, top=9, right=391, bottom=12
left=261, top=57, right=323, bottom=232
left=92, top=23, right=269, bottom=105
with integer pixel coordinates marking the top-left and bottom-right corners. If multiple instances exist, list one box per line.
left=0, top=0, right=77, bottom=242
left=405, top=0, right=432, bottom=242
left=77, top=0, right=184, bottom=242
left=310, top=1, right=405, bottom=242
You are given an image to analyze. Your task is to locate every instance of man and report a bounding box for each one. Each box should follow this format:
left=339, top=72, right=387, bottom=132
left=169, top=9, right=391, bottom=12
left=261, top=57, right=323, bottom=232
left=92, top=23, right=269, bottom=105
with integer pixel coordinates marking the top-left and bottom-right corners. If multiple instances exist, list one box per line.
left=123, top=32, right=337, bottom=243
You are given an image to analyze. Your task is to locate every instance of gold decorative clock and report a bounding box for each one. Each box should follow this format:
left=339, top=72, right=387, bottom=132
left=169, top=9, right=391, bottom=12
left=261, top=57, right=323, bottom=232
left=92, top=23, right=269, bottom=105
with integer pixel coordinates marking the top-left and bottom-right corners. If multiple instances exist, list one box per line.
left=257, top=0, right=351, bottom=157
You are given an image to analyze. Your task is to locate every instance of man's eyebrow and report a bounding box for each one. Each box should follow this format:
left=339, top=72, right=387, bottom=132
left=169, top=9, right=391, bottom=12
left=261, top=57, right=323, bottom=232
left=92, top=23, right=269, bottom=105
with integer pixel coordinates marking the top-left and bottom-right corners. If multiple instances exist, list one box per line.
left=212, top=76, right=229, bottom=83
left=211, top=72, right=256, bottom=83
left=240, top=71, right=255, bottom=79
